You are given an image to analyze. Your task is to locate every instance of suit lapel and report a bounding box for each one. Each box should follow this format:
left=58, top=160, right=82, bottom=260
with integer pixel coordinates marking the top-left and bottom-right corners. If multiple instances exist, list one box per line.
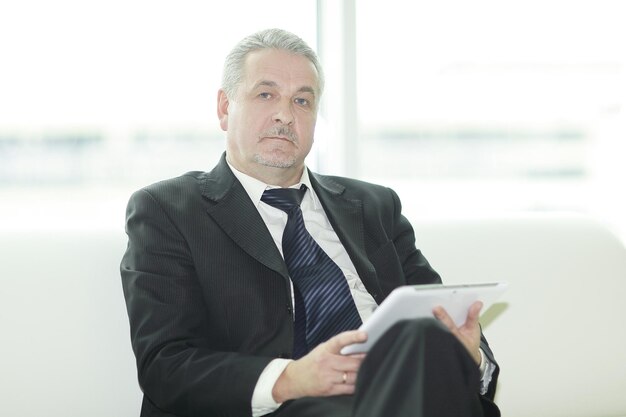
left=309, top=171, right=380, bottom=297
left=200, top=155, right=290, bottom=280
left=199, top=157, right=379, bottom=296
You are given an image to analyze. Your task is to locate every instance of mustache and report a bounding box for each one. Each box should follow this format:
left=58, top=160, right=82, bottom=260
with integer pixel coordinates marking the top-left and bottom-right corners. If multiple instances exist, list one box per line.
left=261, top=126, right=298, bottom=143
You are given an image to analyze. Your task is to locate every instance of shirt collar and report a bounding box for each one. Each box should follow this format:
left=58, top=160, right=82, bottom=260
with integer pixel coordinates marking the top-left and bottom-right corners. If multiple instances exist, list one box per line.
left=226, top=160, right=317, bottom=208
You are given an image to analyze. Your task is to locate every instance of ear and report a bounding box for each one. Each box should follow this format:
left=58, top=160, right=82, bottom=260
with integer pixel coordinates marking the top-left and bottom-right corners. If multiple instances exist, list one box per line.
left=217, top=89, right=230, bottom=131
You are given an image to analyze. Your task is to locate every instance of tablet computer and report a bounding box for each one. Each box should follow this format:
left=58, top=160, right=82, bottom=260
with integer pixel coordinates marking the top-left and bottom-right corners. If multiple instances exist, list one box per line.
left=341, top=282, right=508, bottom=354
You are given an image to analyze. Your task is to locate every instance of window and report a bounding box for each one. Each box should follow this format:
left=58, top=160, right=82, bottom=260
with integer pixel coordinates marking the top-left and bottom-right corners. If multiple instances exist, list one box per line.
left=2, top=0, right=625, bottom=241
left=353, top=1, right=626, bottom=237
left=0, top=1, right=317, bottom=229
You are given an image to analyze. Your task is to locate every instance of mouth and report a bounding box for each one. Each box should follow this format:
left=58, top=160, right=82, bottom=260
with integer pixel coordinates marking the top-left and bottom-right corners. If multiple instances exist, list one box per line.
left=260, top=126, right=298, bottom=144
left=262, top=136, right=295, bottom=143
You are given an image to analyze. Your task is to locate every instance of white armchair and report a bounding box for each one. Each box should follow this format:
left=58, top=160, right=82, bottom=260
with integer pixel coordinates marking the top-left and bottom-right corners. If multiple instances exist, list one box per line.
left=2, top=213, right=625, bottom=416
left=413, top=213, right=626, bottom=417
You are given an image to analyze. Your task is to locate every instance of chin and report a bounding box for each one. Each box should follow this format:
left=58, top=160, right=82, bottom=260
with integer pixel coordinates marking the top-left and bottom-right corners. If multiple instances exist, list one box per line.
left=254, top=152, right=298, bottom=169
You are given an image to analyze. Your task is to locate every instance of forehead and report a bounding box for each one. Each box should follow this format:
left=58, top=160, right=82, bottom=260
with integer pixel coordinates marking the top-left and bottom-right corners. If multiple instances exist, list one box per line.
left=241, top=49, right=320, bottom=93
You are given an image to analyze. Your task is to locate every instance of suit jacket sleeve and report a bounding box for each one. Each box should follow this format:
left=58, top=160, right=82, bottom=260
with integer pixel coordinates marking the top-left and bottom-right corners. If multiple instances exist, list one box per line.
left=121, top=188, right=271, bottom=417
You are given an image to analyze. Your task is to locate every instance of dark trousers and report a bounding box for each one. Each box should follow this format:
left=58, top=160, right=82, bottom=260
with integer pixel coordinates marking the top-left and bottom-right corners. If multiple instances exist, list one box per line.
left=274, top=319, right=493, bottom=417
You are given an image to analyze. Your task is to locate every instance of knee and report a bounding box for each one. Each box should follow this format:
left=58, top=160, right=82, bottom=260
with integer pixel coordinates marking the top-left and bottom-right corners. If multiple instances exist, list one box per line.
left=390, top=317, right=449, bottom=338
left=379, top=317, right=460, bottom=356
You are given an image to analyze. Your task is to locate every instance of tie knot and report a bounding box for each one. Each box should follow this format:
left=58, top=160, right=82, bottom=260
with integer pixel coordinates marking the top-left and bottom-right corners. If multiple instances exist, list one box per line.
left=261, top=184, right=307, bottom=213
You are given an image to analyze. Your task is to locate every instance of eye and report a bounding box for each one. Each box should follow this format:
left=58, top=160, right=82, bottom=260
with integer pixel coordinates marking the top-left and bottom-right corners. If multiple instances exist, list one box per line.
left=258, top=92, right=272, bottom=100
left=294, top=97, right=310, bottom=107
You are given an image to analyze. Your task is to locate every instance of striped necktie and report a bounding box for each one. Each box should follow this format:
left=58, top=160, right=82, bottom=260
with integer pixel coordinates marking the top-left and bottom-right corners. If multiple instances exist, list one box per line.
left=261, top=184, right=362, bottom=358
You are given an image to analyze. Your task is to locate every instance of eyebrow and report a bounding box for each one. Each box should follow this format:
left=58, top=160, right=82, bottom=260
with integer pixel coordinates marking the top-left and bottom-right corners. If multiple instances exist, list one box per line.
left=252, top=80, right=317, bottom=97
left=297, top=86, right=316, bottom=96
left=253, top=80, right=278, bottom=89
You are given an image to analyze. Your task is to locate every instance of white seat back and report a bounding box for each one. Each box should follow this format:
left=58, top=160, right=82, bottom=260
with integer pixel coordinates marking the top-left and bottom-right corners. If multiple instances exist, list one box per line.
left=414, top=214, right=626, bottom=417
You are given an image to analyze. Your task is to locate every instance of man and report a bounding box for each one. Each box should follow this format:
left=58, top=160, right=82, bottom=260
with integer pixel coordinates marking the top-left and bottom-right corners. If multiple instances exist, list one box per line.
left=121, top=28, right=500, bottom=417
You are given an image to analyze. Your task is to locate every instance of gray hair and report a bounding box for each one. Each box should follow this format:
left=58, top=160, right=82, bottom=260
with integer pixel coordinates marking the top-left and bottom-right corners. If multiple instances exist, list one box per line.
left=221, top=28, right=324, bottom=99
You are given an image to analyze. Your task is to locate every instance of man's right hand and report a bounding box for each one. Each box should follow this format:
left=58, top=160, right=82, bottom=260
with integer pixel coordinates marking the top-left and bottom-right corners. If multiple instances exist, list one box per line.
left=271, top=330, right=368, bottom=403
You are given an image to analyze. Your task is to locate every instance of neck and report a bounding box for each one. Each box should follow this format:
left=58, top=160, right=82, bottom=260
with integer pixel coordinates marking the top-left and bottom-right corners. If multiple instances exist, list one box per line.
left=227, top=157, right=305, bottom=188
left=257, top=165, right=305, bottom=188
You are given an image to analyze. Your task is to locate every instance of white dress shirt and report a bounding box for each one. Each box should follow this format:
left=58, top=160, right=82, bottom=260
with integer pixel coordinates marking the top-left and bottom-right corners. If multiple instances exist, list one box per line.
left=226, top=162, right=493, bottom=417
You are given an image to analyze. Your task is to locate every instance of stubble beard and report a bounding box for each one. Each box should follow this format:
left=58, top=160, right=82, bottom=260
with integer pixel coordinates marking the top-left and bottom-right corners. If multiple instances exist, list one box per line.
left=254, top=125, right=300, bottom=168
left=253, top=152, right=297, bottom=169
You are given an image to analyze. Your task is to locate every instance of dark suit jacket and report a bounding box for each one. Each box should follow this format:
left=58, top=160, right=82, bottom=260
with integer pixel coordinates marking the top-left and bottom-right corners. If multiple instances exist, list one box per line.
left=121, top=153, right=499, bottom=417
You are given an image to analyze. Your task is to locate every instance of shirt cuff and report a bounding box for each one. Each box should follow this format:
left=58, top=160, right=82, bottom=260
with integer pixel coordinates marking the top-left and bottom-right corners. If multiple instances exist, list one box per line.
left=251, top=358, right=292, bottom=417
left=478, top=348, right=496, bottom=395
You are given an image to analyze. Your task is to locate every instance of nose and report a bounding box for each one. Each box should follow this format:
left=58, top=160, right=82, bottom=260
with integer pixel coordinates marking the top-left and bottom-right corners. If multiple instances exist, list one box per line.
left=273, top=99, right=294, bottom=125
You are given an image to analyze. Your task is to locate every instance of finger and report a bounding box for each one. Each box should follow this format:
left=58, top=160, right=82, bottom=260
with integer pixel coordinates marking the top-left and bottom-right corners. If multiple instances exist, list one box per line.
left=345, top=353, right=366, bottom=360
left=343, top=371, right=358, bottom=385
left=432, top=305, right=457, bottom=332
left=333, top=354, right=365, bottom=373
left=464, top=301, right=483, bottom=328
left=324, top=330, right=368, bottom=353
left=322, top=347, right=365, bottom=374
left=333, top=370, right=358, bottom=387
left=333, top=383, right=357, bottom=396
left=337, top=371, right=348, bottom=385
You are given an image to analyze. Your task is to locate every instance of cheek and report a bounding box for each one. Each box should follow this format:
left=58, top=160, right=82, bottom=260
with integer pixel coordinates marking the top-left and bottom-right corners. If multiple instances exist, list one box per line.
left=229, top=113, right=257, bottom=147
left=243, top=109, right=270, bottom=132
left=299, top=118, right=317, bottom=144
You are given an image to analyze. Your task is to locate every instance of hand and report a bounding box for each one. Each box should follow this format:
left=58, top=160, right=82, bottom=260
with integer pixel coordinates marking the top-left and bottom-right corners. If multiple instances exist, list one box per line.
left=433, top=301, right=483, bottom=365
left=272, top=330, right=368, bottom=403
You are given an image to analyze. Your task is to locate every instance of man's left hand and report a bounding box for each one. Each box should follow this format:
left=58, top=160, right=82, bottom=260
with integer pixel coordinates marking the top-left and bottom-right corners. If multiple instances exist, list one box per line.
left=433, top=301, right=483, bottom=365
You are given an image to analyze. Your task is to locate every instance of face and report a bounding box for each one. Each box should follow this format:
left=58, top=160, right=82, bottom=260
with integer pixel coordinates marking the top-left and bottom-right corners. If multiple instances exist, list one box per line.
left=217, top=49, right=320, bottom=183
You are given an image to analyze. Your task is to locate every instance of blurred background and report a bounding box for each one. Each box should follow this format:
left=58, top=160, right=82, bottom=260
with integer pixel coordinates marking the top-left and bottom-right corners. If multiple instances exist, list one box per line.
left=1, top=0, right=624, bottom=238
left=1, top=0, right=624, bottom=415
